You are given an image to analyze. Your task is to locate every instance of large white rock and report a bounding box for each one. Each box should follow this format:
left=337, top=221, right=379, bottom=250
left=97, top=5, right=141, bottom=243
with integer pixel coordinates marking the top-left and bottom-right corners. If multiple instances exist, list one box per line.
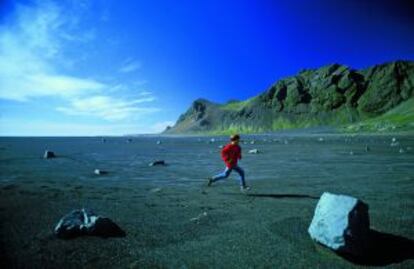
left=308, top=192, right=370, bottom=256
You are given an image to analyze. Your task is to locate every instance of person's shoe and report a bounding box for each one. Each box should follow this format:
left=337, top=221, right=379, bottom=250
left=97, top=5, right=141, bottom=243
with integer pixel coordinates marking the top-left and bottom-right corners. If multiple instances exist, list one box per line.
left=207, top=177, right=214, bottom=187
left=240, top=186, right=251, bottom=192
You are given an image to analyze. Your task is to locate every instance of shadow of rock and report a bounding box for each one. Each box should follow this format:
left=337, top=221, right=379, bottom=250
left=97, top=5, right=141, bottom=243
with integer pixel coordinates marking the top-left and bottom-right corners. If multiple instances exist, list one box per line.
left=247, top=193, right=319, bottom=199
left=89, top=217, right=126, bottom=238
left=339, top=229, right=414, bottom=266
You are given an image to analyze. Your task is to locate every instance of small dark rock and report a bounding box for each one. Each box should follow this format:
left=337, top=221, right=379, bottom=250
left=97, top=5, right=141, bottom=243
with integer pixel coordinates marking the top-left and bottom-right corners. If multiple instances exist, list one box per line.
left=94, top=169, right=108, bottom=175
left=149, top=160, right=166, bottom=166
left=43, top=150, right=56, bottom=159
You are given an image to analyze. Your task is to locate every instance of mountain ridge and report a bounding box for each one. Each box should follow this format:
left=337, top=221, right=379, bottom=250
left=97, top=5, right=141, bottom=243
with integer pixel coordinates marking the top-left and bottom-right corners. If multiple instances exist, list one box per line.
left=165, top=60, right=414, bottom=134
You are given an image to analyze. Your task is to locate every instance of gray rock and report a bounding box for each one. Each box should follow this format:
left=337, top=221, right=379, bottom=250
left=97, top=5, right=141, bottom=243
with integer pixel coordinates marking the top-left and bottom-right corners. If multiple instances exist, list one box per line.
left=156, top=140, right=162, bottom=145
left=149, top=160, right=166, bottom=166
left=308, top=192, right=370, bottom=256
left=54, top=208, right=125, bottom=239
left=43, top=150, right=56, bottom=159
left=94, top=169, right=108, bottom=175
left=248, top=149, right=259, bottom=154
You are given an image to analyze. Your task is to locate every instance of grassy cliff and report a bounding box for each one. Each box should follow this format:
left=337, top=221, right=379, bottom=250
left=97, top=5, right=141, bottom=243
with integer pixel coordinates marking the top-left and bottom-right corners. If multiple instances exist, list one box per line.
left=165, top=60, right=414, bottom=134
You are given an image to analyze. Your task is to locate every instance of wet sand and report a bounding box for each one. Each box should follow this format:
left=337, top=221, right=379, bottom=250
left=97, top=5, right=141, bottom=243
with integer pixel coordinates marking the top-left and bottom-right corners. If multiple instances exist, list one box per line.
left=1, top=134, right=413, bottom=268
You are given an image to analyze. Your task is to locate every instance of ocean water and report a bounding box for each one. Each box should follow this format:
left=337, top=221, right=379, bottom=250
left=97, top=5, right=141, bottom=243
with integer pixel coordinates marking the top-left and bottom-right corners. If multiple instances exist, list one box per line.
left=1, top=134, right=413, bottom=190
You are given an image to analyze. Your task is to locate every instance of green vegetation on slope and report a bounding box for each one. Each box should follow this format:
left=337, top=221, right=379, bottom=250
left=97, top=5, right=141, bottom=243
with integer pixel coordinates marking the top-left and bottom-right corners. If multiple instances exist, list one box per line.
left=221, top=98, right=254, bottom=111
left=343, top=98, right=414, bottom=132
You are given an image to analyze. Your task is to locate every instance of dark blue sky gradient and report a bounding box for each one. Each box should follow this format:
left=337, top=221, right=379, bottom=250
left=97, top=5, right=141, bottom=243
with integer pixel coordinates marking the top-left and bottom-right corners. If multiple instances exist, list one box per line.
left=107, top=0, right=414, bottom=104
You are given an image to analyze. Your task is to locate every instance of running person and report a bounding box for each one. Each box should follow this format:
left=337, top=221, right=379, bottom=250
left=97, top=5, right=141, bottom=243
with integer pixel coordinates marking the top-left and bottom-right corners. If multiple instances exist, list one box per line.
left=207, top=134, right=251, bottom=192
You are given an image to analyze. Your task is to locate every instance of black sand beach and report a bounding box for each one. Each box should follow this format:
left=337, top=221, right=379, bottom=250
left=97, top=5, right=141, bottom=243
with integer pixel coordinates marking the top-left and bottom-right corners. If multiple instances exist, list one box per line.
left=1, top=134, right=413, bottom=268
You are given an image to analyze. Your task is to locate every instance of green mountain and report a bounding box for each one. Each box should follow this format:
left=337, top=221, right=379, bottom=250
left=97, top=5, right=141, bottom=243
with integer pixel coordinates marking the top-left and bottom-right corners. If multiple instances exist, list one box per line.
left=164, top=60, right=414, bottom=134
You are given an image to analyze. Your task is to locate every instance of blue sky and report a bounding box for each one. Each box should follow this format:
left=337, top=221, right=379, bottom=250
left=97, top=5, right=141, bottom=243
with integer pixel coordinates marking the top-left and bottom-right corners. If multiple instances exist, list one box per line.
left=0, top=0, right=413, bottom=136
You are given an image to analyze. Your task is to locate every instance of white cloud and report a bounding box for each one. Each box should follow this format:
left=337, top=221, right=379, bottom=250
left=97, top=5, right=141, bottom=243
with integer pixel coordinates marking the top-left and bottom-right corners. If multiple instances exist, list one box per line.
left=0, top=1, right=161, bottom=125
left=0, top=1, right=104, bottom=101
left=56, top=95, right=159, bottom=121
left=119, top=59, right=141, bottom=73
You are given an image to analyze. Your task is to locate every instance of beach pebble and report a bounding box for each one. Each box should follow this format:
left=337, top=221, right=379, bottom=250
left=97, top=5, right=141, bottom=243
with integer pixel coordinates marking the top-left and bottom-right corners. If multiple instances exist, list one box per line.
left=127, top=138, right=133, bottom=143
left=250, top=140, right=255, bottom=144
left=43, top=150, right=56, bottom=159
left=399, top=148, right=405, bottom=154
left=218, top=145, right=224, bottom=149
left=390, top=137, right=399, bottom=147
left=349, top=151, right=354, bottom=155
left=318, top=137, right=324, bottom=142
left=149, top=160, right=166, bottom=166
left=365, top=145, right=370, bottom=152
left=308, top=192, right=370, bottom=256
left=248, top=149, right=259, bottom=154
left=150, top=187, right=162, bottom=193
left=101, top=138, right=106, bottom=143
left=94, top=169, right=108, bottom=175
left=209, top=138, right=216, bottom=143
left=54, top=208, right=125, bottom=239
left=190, top=212, right=208, bottom=223
left=156, top=140, right=162, bottom=145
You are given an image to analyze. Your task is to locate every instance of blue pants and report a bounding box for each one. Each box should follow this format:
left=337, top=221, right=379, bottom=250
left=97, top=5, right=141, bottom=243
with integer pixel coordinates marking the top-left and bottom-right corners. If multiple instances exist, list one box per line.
left=212, top=165, right=246, bottom=187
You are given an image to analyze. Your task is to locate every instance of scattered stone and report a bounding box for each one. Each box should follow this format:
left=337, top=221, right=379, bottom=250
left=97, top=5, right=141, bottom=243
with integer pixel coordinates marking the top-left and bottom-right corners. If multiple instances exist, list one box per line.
left=150, top=187, right=162, bottom=193
left=218, top=145, right=224, bottom=149
left=156, top=140, right=162, bottom=145
left=365, top=145, right=370, bottom=152
left=248, top=149, right=259, bottom=154
left=250, top=140, right=255, bottom=144
left=209, top=138, right=216, bottom=143
left=407, top=146, right=412, bottom=151
left=94, top=169, right=108, bottom=175
left=101, top=138, right=106, bottom=143
left=190, top=211, right=208, bottom=223
left=149, top=160, right=166, bottom=166
left=126, top=138, right=133, bottom=143
left=318, top=137, right=324, bottom=142
left=283, top=139, right=289, bottom=145
left=350, top=151, right=354, bottom=155
left=54, top=208, right=125, bottom=239
left=399, top=148, right=405, bottom=154
left=308, top=192, right=370, bottom=256
left=390, top=137, right=400, bottom=147
left=43, top=150, right=56, bottom=159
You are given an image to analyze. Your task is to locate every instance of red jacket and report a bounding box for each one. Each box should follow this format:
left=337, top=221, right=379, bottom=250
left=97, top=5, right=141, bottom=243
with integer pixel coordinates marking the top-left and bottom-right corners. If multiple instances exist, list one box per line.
left=221, top=143, right=242, bottom=168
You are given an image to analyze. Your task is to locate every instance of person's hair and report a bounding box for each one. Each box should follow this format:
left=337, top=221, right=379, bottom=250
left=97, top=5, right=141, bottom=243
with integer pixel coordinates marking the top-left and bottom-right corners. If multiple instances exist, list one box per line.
left=230, top=134, right=240, bottom=141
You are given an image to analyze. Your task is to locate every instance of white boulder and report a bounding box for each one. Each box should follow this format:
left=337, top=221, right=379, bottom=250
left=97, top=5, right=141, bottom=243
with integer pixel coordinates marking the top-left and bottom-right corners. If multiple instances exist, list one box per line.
left=308, top=192, right=370, bottom=256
